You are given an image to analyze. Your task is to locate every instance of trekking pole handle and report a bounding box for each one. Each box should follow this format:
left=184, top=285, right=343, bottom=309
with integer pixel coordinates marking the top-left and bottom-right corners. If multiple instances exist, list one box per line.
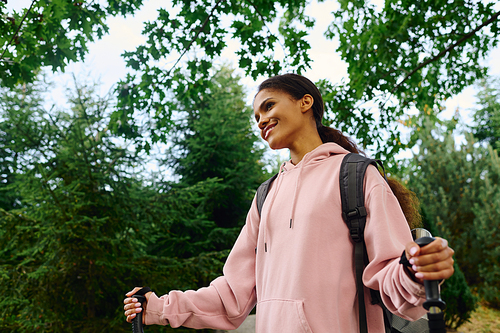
left=414, top=237, right=446, bottom=311
left=415, top=236, right=446, bottom=333
left=131, top=287, right=152, bottom=333
left=132, top=295, right=146, bottom=333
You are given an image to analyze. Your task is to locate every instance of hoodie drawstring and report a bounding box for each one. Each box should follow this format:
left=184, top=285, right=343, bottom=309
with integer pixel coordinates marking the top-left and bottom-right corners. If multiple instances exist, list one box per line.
left=258, top=143, right=344, bottom=254
left=263, top=162, right=286, bottom=252
left=289, top=160, right=304, bottom=229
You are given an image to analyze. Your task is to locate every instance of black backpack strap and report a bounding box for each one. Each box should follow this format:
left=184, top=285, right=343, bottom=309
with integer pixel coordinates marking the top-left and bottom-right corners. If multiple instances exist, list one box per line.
left=339, top=153, right=382, bottom=243
left=339, top=153, right=387, bottom=333
left=256, top=173, right=278, bottom=216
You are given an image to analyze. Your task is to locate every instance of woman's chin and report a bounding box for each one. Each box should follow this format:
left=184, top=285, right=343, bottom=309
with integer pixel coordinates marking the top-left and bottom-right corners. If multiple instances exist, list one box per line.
left=267, top=140, right=286, bottom=151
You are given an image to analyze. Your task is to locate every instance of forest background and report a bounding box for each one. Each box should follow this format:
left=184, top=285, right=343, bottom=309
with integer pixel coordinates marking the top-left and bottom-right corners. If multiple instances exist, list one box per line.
left=1, top=0, right=500, bottom=332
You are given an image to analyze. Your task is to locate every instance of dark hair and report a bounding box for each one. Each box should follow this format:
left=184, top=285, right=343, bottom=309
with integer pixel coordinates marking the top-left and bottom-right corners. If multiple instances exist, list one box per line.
left=257, top=73, right=362, bottom=154
left=257, top=73, right=421, bottom=228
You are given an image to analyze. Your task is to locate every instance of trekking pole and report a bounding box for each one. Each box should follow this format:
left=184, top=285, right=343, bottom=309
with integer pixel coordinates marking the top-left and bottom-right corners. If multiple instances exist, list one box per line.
left=412, top=229, right=447, bottom=333
left=131, top=287, right=152, bottom=333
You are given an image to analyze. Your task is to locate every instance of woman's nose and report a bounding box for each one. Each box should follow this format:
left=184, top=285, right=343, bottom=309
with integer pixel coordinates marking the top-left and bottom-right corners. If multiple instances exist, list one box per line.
left=258, top=117, right=268, bottom=130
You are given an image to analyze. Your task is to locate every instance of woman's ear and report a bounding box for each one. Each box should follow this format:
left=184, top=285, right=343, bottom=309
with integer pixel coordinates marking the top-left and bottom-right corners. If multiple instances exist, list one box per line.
left=300, top=94, right=314, bottom=113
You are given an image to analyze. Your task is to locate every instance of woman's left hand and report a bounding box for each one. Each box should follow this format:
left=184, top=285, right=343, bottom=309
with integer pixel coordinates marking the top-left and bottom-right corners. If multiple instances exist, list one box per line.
left=404, top=237, right=455, bottom=284
left=123, top=287, right=153, bottom=323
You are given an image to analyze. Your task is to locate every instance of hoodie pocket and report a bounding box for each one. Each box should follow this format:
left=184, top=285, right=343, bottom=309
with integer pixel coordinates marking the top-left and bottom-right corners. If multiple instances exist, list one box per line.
left=256, top=299, right=313, bottom=333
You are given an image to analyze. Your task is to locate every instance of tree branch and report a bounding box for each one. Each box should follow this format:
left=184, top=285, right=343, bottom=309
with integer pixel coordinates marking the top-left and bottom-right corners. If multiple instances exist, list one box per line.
left=244, top=0, right=288, bottom=60
left=0, top=0, right=38, bottom=61
left=164, top=0, right=225, bottom=78
left=136, top=0, right=226, bottom=112
left=391, top=9, right=500, bottom=95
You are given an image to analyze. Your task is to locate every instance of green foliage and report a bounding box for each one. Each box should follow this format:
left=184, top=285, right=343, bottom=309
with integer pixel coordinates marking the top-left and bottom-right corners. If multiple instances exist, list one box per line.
left=0, top=67, right=266, bottom=331
left=145, top=67, right=268, bottom=279
left=113, top=0, right=314, bottom=148
left=471, top=76, right=500, bottom=150
left=407, top=115, right=500, bottom=309
left=4, top=1, right=500, bottom=163
left=166, top=66, right=268, bottom=233
left=442, top=263, right=478, bottom=329
left=0, top=81, right=46, bottom=210
left=111, top=0, right=500, bottom=164
left=0, top=77, right=156, bottom=332
left=325, top=0, right=500, bottom=161
left=0, top=0, right=144, bottom=87
left=470, top=148, right=500, bottom=308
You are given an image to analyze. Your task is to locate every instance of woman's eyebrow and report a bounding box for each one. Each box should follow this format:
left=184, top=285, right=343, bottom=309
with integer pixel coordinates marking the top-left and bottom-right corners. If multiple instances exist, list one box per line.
left=257, top=97, right=273, bottom=111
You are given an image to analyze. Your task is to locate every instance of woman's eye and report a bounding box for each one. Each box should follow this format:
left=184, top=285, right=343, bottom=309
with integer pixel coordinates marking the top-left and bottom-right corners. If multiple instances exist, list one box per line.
left=266, top=102, right=274, bottom=110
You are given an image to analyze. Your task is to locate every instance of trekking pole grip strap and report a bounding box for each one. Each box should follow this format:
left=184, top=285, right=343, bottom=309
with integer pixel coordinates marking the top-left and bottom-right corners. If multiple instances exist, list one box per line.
left=399, top=250, right=412, bottom=268
left=133, top=287, right=152, bottom=296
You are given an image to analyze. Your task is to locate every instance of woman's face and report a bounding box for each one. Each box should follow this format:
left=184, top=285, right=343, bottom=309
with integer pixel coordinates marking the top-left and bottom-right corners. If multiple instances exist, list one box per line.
left=253, top=89, right=312, bottom=150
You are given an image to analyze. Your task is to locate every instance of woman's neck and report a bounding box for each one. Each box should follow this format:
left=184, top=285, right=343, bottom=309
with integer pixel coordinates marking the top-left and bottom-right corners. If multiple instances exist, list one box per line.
left=289, top=133, right=323, bottom=165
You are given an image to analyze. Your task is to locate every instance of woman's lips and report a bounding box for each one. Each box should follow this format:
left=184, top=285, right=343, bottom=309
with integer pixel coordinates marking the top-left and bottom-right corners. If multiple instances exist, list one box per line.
left=263, top=123, right=276, bottom=140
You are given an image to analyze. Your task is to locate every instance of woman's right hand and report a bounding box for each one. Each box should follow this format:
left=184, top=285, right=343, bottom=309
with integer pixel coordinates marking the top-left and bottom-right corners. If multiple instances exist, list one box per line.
left=123, top=287, right=153, bottom=323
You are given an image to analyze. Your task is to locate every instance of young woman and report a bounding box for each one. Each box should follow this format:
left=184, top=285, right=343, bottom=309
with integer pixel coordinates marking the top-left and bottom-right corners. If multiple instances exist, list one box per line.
left=123, top=74, right=455, bottom=332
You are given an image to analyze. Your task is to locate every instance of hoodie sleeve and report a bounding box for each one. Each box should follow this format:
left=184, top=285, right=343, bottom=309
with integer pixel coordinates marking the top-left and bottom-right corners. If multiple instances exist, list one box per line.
left=362, top=167, right=427, bottom=321
left=143, top=198, right=260, bottom=330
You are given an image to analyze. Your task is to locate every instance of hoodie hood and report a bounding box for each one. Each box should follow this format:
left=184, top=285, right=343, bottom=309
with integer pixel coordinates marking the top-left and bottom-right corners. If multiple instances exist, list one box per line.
left=261, top=142, right=350, bottom=251
left=283, top=142, right=350, bottom=171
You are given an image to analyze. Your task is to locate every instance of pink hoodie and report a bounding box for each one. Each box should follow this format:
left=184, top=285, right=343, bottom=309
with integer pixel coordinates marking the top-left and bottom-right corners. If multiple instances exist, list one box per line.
left=144, top=143, right=427, bottom=332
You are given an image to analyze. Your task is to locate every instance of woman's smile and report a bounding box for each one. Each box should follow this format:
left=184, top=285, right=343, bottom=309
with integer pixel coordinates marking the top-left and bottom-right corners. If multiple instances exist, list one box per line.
left=263, top=123, right=276, bottom=140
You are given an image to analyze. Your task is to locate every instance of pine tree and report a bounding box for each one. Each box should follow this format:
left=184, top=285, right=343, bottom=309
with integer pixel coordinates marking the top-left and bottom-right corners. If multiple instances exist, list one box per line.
left=0, top=78, right=160, bottom=332
left=472, top=76, right=500, bottom=149
left=408, top=115, right=500, bottom=309
left=163, top=66, right=267, bottom=256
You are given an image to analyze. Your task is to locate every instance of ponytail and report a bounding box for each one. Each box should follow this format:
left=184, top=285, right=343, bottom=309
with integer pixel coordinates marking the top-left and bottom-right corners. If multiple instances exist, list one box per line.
left=317, top=125, right=363, bottom=155
left=387, top=178, right=422, bottom=229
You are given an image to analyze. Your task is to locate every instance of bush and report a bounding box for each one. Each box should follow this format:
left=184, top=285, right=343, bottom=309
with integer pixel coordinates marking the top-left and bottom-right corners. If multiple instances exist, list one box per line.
left=441, top=263, right=478, bottom=329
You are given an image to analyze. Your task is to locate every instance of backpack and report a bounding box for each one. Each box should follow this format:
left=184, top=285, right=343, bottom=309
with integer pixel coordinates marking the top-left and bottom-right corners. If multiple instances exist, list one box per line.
left=256, top=153, right=429, bottom=333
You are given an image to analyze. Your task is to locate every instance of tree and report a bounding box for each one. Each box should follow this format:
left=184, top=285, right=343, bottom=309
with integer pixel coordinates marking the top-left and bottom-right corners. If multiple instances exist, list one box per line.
left=0, top=81, right=47, bottom=210
left=142, top=66, right=268, bottom=290
left=0, top=77, right=205, bottom=332
left=0, top=77, right=159, bottom=332
left=167, top=66, right=267, bottom=230
left=0, top=69, right=266, bottom=331
left=407, top=115, right=500, bottom=308
left=324, top=0, right=500, bottom=158
left=471, top=76, right=500, bottom=149
left=0, top=0, right=143, bottom=87
left=6, top=1, right=497, bottom=160
left=112, top=0, right=500, bottom=162
left=111, top=0, right=317, bottom=152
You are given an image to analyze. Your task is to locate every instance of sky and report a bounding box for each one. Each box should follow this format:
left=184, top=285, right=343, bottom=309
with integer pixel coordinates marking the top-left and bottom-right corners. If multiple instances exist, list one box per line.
left=5, top=0, right=500, bottom=164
